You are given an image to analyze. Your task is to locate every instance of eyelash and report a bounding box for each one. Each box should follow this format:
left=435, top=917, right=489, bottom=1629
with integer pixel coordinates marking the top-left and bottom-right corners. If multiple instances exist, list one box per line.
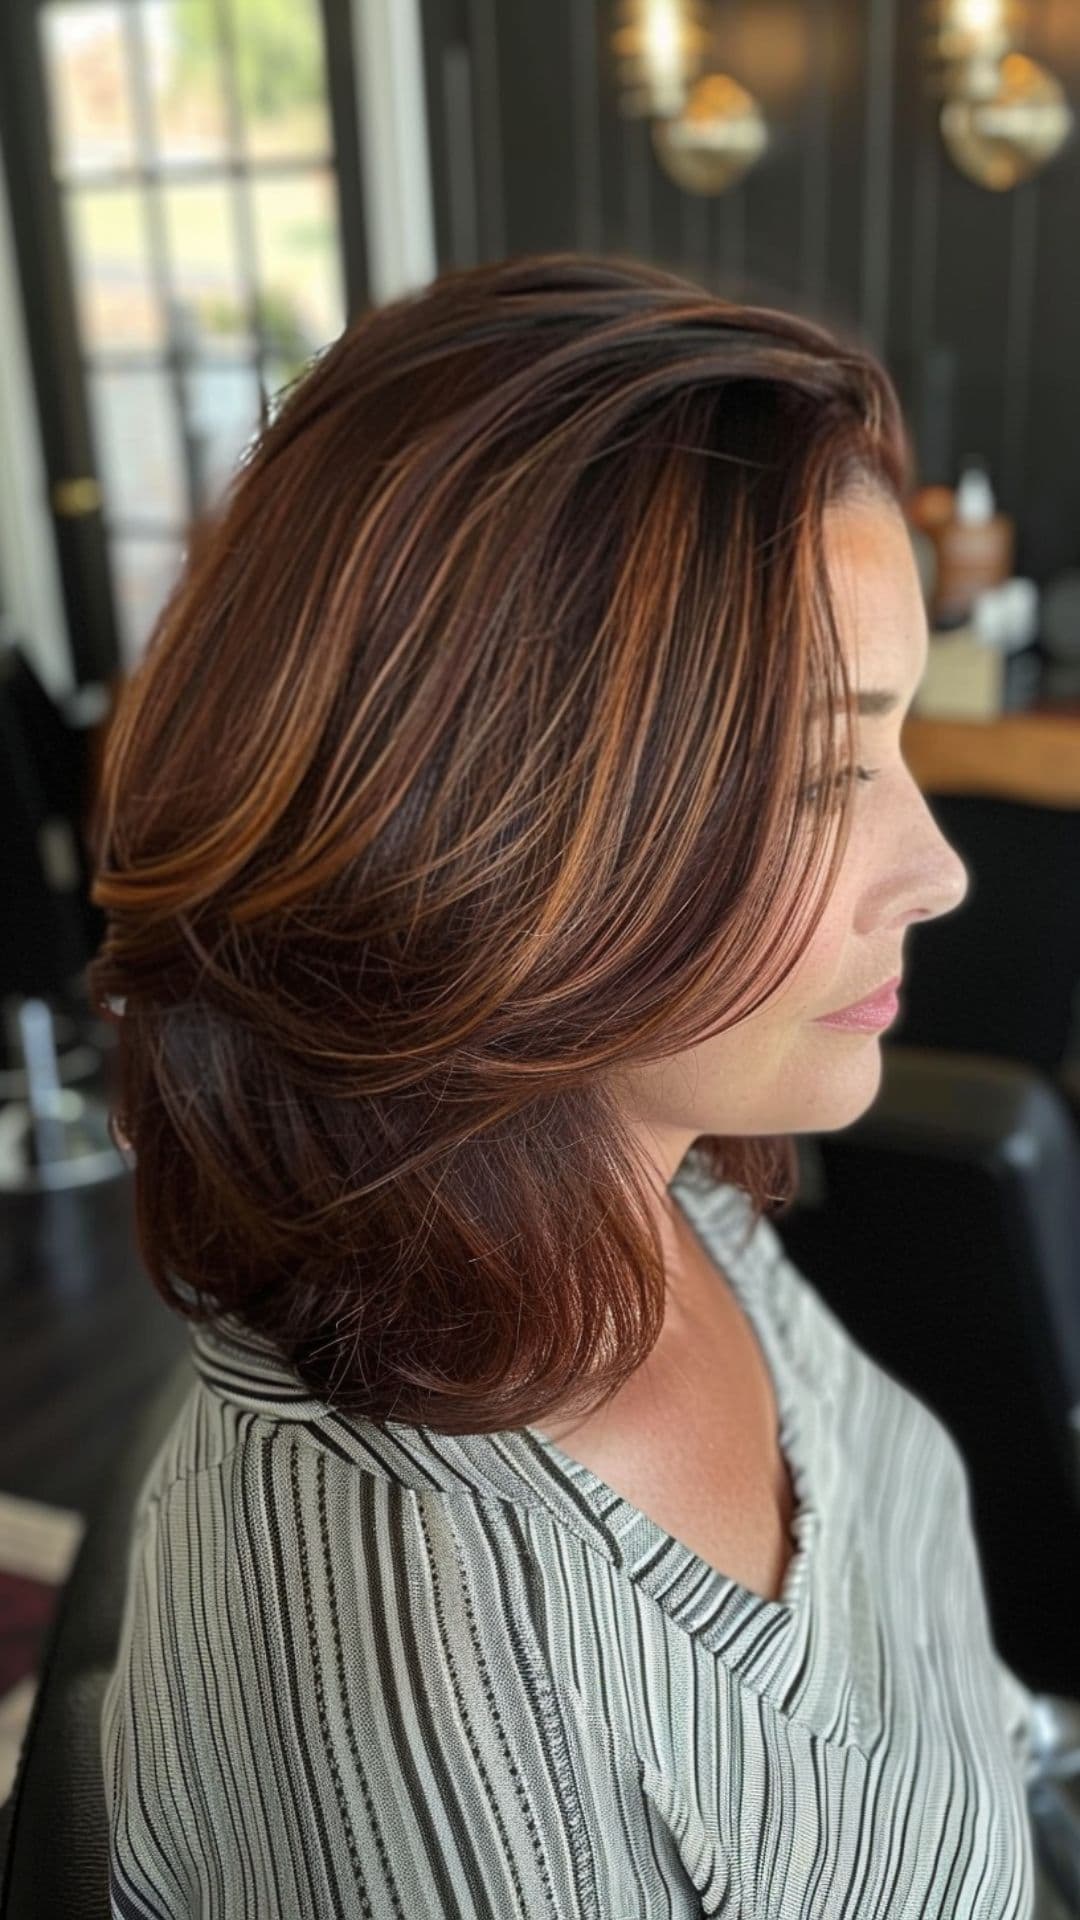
left=799, top=764, right=882, bottom=807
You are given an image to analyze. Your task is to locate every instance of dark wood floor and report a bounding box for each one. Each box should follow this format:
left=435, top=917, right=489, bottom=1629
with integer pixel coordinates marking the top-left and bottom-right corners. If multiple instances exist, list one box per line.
left=0, top=1095, right=188, bottom=1517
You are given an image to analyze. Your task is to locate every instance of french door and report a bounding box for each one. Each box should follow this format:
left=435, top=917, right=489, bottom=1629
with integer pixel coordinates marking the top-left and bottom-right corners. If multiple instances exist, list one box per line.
left=0, top=0, right=369, bottom=684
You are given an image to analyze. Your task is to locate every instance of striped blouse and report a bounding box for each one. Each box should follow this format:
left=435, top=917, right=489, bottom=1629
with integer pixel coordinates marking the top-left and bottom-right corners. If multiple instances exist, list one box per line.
left=101, top=1161, right=1038, bottom=1917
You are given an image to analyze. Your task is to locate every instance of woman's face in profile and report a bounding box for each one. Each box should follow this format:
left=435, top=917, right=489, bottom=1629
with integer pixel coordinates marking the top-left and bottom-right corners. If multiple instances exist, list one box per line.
left=617, top=494, right=971, bottom=1175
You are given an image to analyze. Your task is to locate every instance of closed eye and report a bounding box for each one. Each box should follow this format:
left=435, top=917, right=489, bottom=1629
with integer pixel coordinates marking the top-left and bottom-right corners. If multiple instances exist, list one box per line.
left=799, top=764, right=882, bottom=806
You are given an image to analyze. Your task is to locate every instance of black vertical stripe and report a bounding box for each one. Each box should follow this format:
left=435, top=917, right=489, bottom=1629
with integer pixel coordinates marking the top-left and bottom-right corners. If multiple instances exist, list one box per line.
left=1000, top=182, right=1039, bottom=510
left=801, top=0, right=831, bottom=316
left=359, top=1474, right=466, bottom=1910
left=860, top=0, right=897, bottom=352
left=569, top=0, right=603, bottom=255
left=259, top=1438, right=352, bottom=1914
left=465, top=0, right=506, bottom=258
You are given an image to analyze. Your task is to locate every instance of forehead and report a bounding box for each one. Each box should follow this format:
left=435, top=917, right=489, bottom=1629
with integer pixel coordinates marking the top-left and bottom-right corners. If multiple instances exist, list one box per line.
left=820, top=498, right=929, bottom=697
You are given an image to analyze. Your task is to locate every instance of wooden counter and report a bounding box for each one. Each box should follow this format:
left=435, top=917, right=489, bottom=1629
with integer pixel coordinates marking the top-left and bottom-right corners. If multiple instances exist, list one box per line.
left=901, top=703, right=1080, bottom=810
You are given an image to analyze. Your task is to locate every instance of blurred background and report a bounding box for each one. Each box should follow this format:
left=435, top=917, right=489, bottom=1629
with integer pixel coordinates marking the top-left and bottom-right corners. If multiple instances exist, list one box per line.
left=2, top=0, right=1080, bottom=1880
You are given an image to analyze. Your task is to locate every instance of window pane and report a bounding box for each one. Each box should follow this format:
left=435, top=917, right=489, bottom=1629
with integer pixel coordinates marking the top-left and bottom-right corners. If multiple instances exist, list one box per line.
left=63, top=185, right=167, bottom=351
left=138, top=0, right=231, bottom=164
left=40, top=2, right=137, bottom=179
left=160, top=180, right=256, bottom=356
left=109, top=536, right=185, bottom=667
left=250, top=169, right=344, bottom=361
left=183, top=362, right=262, bottom=506
left=87, top=366, right=188, bottom=525
left=235, top=0, right=331, bottom=161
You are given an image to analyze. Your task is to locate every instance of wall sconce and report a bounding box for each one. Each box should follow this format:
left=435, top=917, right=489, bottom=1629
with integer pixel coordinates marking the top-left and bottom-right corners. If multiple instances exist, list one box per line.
left=611, top=0, right=711, bottom=119
left=651, top=74, right=768, bottom=194
left=929, top=0, right=1074, bottom=187
left=941, top=52, right=1073, bottom=189
left=611, top=0, right=768, bottom=195
left=933, top=0, right=1019, bottom=99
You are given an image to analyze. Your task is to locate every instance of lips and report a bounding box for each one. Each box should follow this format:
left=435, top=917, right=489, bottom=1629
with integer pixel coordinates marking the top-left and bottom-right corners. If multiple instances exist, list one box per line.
left=825, top=974, right=902, bottom=1017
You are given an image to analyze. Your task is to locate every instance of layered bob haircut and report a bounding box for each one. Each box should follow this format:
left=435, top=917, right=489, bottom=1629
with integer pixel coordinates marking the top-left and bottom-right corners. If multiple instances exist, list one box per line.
left=88, top=249, right=911, bottom=1435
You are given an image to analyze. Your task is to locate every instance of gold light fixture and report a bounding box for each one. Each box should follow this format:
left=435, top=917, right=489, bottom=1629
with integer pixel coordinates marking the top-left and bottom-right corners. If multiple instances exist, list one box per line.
left=651, top=73, right=768, bottom=195
left=941, top=51, right=1073, bottom=190
left=610, top=0, right=712, bottom=120
left=611, top=0, right=768, bottom=196
left=934, top=0, right=1019, bottom=98
left=929, top=0, right=1074, bottom=187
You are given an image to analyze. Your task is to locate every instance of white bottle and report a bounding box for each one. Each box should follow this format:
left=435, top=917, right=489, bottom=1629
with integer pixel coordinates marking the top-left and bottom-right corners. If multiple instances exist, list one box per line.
left=955, top=458, right=994, bottom=526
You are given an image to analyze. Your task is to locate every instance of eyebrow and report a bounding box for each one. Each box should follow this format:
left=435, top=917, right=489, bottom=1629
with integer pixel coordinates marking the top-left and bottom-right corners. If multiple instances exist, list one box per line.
left=811, top=689, right=901, bottom=717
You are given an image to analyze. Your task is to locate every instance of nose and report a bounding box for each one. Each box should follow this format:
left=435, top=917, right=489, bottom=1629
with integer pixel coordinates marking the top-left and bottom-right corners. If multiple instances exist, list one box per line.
left=916, top=803, right=972, bottom=924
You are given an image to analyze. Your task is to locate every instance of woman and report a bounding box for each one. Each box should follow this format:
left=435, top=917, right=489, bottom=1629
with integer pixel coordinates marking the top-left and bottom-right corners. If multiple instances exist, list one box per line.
left=90, top=251, right=1037, bottom=1917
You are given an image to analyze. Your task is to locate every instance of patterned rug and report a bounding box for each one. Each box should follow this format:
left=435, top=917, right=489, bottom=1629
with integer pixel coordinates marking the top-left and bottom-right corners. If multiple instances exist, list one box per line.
left=0, top=1490, right=85, bottom=1804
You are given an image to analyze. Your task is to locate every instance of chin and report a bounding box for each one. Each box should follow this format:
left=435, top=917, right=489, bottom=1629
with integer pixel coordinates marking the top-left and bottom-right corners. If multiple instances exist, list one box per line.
left=783, top=1055, right=886, bottom=1134
left=818, top=1070, right=886, bottom=1130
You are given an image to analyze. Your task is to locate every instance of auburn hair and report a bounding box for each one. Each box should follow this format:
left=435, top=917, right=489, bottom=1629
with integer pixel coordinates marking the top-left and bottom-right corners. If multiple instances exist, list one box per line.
left=87, top=248, right=911, bottom=1435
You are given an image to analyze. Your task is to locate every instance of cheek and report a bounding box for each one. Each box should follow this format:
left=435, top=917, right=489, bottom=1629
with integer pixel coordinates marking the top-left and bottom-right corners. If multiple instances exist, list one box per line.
left=782, top=901, right=854, bottom=1018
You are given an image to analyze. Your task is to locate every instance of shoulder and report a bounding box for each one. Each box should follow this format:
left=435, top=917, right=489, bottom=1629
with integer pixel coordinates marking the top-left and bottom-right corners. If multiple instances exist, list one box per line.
left=103, top=1409, right=686, bottom=1918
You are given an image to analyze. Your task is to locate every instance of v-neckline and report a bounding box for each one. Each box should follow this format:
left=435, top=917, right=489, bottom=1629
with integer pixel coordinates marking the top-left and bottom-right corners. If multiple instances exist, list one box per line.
left=192, top=1169, right=821, bottom=1678
left=521, top=1172, right=819, bottom=1653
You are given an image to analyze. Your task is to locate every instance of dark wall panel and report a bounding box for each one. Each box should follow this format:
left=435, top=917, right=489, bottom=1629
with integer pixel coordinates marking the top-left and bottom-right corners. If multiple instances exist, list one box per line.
left=822, top=0, right=870, bottom=340
left=493, top=3, right=580, bottom=256
left=1022, top=9, right=1080, bottom=584
left=738, top=2, right=823, bottom=313
left=418, top=0, right=1080, bottom=583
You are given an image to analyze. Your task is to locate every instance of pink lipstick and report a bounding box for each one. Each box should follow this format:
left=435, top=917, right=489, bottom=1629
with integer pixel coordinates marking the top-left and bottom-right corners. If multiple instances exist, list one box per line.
left=814, top=976, right=902, bottom=1032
